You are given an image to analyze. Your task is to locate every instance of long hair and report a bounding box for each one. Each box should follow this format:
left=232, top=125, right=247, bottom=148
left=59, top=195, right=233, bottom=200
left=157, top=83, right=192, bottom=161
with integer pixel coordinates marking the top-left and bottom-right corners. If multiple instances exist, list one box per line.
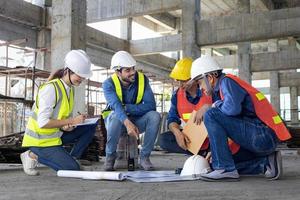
left=47, top=68, right=67, bottom=81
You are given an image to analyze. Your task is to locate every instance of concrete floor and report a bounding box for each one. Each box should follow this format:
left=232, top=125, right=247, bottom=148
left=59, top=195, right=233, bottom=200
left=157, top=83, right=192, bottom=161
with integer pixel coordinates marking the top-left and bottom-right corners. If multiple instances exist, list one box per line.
left=0, top=150, right=300, bottom=200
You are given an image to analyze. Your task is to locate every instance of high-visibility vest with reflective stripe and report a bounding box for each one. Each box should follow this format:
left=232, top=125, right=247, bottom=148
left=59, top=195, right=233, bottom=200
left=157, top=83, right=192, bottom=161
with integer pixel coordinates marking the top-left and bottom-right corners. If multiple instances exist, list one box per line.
left=219, top=74, right=291, bottom=148
left=22, top=79, right=74, bottom=147
left=102, top=72, right=145, bottom=118
left=176, top=88, right=211, bottom=151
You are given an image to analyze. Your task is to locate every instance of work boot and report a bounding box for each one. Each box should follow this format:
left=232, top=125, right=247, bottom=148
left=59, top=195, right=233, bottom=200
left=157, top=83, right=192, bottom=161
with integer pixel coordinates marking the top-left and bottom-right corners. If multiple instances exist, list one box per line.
left=139, top=157, right=155, bottom=171
left=265, top=150, right=282, bottom=180
left=200, top=169, right=240, bottom=182
left=103, top=155, right=116, bottom=171
left=20, top=150, right=39, bottom=176
left=79, top=159, right=92, bottom=166
left=114, top=152, right=127, bottom=169
left=115, top=135, right=128, bottom=169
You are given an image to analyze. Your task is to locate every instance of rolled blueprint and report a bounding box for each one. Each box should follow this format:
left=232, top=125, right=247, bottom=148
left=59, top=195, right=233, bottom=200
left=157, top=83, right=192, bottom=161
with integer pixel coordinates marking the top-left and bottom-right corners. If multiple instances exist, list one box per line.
left=57, top=170, right=125, bottom=181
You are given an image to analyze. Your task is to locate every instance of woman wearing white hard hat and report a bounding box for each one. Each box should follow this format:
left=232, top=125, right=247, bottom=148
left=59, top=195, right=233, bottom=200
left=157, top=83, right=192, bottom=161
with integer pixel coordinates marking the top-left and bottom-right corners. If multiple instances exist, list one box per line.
left=20, top=49, right=97, bottom=176
left=189, top=55, right=291, bottom=181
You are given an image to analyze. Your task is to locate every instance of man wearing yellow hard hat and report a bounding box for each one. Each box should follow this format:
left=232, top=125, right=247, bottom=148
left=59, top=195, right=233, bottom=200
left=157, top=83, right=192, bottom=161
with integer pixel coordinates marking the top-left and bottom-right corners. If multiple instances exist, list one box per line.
left=159, top=58, right=211, bottom=154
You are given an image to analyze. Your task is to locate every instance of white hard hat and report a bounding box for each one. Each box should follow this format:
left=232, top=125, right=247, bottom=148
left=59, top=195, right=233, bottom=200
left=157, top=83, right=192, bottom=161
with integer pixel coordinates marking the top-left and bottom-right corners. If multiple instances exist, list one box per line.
left=64, top=49, right=92, bottom=79
left=180, top=155, right=211, bottom=176
left=191, top=55, right=222, bottom=80
left=111, top=51, right=136, bottom=70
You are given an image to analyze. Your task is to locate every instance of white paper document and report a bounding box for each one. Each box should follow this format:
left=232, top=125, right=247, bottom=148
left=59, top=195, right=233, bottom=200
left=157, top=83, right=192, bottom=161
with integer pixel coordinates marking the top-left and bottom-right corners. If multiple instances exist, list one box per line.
left=57, top=170, right=204, bottom=183
left=124, top=171, right=202, bottom=183
left=76, top=117, right=99, bottom=126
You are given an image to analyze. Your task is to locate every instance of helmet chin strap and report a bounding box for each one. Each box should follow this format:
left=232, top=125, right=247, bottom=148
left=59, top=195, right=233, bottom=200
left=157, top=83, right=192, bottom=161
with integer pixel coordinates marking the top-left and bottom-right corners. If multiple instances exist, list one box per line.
left=67, top=69, right=75, bottom=86
left=203, top=75, right=213, bottom=96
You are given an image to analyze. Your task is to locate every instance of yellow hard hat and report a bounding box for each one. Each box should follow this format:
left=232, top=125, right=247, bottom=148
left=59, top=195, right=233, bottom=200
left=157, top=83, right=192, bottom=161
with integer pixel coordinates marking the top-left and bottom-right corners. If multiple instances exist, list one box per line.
left=169, top=57, right=193, bottom=81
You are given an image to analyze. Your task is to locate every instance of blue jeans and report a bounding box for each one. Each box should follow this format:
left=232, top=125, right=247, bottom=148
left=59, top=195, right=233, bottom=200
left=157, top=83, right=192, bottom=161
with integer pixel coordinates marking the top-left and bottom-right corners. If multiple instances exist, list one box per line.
left=203, top=108, right=278, bottom=174
left=30, top=124, right=97, bottom=171
left=159, top=131, right=191, bottom=154
left=105, top=111, right=160, bottom=158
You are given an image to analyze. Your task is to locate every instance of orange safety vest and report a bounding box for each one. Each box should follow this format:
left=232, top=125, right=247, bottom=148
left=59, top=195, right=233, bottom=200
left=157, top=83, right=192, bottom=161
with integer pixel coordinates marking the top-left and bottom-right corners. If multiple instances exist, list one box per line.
left=176, top=88, right=211, bottom=151
left=219, top=74, right=291, bottom=152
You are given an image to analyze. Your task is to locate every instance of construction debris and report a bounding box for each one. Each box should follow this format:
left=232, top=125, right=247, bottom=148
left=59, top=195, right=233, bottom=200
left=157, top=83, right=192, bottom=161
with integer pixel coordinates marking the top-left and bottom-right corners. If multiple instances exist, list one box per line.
left=0, top=116, right=107, bottom=163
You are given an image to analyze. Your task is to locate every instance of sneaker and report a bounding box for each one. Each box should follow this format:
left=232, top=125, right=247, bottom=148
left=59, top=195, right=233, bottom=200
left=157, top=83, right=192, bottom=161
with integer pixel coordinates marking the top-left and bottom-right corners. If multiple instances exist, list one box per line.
left=265, top=150, right=282, bottom=180
left=139, top=157, right=155, bottom=171
left=200, top=169, right=240, bottom=182
left=103, top=155, right=116, bottom=171
left=20, top=150, right=39, bottom=176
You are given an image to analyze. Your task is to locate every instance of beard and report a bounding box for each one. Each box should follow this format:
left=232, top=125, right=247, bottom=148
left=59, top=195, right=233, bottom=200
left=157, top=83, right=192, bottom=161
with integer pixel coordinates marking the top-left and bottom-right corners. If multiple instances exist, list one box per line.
left=121, top=74, right=135, bottom=84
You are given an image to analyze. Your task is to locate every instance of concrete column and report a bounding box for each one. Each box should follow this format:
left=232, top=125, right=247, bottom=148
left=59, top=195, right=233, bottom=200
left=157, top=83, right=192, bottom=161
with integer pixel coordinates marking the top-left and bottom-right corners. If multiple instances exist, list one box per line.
left=182, top=0, right=201, bottom=59
left=237, top=42, right=251, bottom=83
left=36, top=29, right=51, bottom=71
left=237, top=0, right=251, bottom=83
left=268, top=39, right=280, bottom=113
left=36, top=7, right=51, bottom=71
left=51, top=0, right=87, bottom=113
left=120, top=18, right=132, bottom=41
left=290, top=86, right=299, bottom=123
left=288, top=37, right=297, bottom=49
left=288, top=37, right=298, bottom=122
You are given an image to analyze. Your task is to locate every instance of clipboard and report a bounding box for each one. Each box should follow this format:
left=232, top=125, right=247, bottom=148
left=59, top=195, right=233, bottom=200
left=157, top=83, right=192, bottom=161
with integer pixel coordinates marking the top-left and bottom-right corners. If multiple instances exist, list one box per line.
left=76, top=117, right=99, bottom=126
left=182, top=110, right=208, bottom=155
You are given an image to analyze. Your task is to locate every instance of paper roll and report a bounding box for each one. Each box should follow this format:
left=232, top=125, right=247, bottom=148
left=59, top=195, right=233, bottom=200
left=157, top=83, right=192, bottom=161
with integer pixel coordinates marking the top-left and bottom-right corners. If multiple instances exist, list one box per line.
left=57, top=170, right=125, bottom=181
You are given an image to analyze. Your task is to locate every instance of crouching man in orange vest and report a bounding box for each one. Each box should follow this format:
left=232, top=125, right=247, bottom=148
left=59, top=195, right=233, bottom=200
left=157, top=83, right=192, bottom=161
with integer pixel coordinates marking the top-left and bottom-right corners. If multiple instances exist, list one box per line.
left=159, top=58, right=239, bottom=156
left=159, top=58, right=210, bottom=155
left=189, top=56, right=291, bottom=181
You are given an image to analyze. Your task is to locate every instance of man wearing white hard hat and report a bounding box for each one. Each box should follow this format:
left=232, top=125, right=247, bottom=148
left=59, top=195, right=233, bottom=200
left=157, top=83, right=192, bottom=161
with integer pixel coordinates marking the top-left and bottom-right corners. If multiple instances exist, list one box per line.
left=102, top=51, right=160, bottom=171
left=189, top=55, right=291, bottom=181
left=21, top=50, right=97, bottom=175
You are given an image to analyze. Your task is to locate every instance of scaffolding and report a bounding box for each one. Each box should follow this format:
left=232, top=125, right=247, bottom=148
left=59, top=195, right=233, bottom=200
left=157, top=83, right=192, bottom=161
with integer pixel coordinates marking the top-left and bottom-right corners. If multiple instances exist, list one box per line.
left=0, top=66, right=49, bottom=136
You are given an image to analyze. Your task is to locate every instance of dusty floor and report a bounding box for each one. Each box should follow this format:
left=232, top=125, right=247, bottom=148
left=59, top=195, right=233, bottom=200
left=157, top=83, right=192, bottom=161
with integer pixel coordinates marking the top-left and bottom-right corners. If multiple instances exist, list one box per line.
left=0, top=150, right=300, bottom=200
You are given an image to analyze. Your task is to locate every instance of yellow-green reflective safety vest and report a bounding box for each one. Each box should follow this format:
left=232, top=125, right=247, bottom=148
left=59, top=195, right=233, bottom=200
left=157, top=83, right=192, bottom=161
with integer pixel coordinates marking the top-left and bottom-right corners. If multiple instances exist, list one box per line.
left=22, top=79, right=74, bottom=147
left=102, top=72, right=145, bottom=119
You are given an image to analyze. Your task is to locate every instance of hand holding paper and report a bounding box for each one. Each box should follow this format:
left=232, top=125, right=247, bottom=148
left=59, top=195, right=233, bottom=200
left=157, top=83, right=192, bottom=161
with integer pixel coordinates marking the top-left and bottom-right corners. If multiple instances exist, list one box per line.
left=182, top=110, right=208, bottom=155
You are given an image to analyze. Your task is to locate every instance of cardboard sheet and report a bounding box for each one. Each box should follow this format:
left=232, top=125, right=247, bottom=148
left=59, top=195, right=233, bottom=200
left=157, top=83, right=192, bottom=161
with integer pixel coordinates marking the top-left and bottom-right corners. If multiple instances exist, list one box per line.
left=182, top=110, right=208, bottom=155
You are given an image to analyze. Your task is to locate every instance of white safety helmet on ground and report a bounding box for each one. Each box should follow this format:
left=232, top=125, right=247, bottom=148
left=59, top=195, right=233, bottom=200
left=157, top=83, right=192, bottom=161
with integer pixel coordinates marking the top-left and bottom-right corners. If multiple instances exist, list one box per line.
left=190, top=55, right=222, bottom=80
left=180, top=155, right=211, bottom=176
left=111, top=51, right=137, bottom=70
left=64, top=49, right=92, bottom=79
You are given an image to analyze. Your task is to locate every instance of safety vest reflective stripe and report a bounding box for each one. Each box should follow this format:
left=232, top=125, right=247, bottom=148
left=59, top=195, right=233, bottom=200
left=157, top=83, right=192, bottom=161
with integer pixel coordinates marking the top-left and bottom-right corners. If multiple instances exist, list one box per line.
left=254, top=92, right=283, bottom=125
left=136, top=72, right=144, bottom=104
left=102, top=72, right=145, bottom=119
left=102, top=110, right=111, bottom=119
left=182, top=113, right=191, bottom=120
left=221, top=74, right=291, bottom=141
left=51, top=81, right=64, bottom=119
left=112, top=73, right=123, bottom=102
left=25, top=128, right=63, bottom=139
